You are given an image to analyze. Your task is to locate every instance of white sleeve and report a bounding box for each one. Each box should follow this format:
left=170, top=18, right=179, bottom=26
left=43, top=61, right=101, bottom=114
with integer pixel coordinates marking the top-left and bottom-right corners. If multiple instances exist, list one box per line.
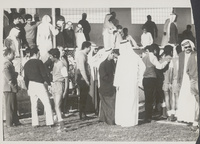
left=49, top=24, right=59, bottom=36
left=149, top=33, right=153, bottom=45
left=149, top=53, right=168, bottom=69
left=61, top=67, right=68, bottom=77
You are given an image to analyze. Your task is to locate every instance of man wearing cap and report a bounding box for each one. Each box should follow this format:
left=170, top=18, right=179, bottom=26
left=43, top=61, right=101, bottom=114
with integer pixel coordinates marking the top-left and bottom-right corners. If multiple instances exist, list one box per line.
left=98, top=47, right=118, bottom=125
left=176, top=39, right=199, bottom=130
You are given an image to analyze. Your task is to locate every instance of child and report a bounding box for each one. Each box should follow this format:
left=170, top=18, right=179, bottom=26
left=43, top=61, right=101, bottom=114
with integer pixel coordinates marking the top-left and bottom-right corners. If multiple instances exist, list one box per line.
left=48, top=48, right=68, bottom=131
left=141, top=27, right=153, bottom=48
left=161, top=45, right=177, bottom=121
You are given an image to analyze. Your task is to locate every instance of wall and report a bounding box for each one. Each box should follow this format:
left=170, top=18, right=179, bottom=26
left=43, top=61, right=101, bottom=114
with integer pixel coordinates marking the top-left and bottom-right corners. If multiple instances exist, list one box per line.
left=37, top=8, right=193, bottom=46
left=111, top=8, right=193, bottom=46
left=175, top=8, right=194, bottom=34
left=37, top=8, right=52, bottom=21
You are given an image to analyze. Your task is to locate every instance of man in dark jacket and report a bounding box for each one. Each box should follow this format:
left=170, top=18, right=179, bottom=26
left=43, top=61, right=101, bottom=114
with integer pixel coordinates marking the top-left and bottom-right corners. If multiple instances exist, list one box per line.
left=78, top=13, right=91, bottom=41
left=143, top=15, right=158, bottom=40
left=98, top=48, right=118, bottom=125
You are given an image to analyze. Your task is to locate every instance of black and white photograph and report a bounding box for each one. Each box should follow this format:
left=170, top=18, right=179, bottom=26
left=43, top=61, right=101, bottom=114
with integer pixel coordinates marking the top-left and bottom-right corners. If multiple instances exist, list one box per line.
left=1, top=0, right=200, bottom=143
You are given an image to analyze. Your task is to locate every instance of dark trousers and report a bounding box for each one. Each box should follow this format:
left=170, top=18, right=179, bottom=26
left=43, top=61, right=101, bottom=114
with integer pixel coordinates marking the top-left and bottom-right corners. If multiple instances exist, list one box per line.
left=143, top=78, right=157, bottom=120
left=61, top=84, right=69, bottom=114
left=99, top=93, right=116, bottom=125
left=84, top=33, right=90, bottom=41
left=154, top=78, right=164, bottom=113
left=4, top=92, right=19, bottom=126
left=78, top=80, right=89, bottom=114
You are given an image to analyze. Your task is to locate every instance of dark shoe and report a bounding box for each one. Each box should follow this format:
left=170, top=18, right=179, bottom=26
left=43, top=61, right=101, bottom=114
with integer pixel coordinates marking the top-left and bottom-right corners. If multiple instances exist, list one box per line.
left=170, top=114, right=177, bottom=122
left=33, top=125, right=40, bottom=128
left=48, top=124, right=55, bottom=128
left=144, top=119, right=152, bottom=123
left=154, top=115, right=167, bottom=121
left=6, top=125, right=14, bottom=128
left=14, top=122, right=22, bottom=126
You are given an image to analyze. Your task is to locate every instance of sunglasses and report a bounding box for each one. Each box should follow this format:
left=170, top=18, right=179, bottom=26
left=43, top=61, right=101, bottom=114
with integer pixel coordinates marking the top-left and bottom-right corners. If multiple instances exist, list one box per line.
left=184, top=46, right=191, bottom=49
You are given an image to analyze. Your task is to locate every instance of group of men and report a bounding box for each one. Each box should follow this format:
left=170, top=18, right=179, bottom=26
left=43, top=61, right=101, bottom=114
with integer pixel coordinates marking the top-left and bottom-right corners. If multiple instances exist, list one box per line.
left=2, top=9, right=199, bottom=135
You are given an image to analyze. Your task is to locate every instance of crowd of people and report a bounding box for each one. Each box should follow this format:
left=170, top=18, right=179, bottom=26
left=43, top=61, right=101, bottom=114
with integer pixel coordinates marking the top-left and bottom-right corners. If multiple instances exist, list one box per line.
left=2, top=8, right=199, bottom=134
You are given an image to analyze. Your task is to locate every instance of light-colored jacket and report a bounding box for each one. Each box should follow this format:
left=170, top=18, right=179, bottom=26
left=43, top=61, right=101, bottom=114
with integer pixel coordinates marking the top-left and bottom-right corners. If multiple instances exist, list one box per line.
left=3, top=59, right=18, bottom=92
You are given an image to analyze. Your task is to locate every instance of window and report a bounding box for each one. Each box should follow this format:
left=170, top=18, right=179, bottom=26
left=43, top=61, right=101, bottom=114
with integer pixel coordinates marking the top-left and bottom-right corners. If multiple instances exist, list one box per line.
left=131, top=8, right=173, bottom=24
left=61, top=8, right=110, bottom=23
left=25, top=8, right=36, bottom=17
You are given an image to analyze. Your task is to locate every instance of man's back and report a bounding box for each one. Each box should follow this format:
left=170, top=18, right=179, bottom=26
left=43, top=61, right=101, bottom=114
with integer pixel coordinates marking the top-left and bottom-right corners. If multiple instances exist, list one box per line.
left=24, top=59, right=50, bottom=88
left=143, top=21, right=157, bottom=39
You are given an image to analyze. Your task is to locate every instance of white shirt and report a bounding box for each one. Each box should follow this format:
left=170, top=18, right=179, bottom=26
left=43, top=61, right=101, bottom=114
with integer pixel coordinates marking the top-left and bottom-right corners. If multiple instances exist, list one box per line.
left=141, top=32, right=153, bottom=47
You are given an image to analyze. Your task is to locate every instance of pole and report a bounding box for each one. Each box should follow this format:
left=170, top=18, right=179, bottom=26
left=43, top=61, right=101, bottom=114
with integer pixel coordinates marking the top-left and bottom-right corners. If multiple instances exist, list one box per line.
left=52, top=8, right=56, bottom=48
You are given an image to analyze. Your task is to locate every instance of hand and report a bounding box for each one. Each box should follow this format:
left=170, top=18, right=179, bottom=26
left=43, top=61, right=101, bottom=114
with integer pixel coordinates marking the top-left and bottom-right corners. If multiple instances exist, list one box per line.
left=48, top=85, right=52, bottom=93
left=167, top=57, right=172, bottom=63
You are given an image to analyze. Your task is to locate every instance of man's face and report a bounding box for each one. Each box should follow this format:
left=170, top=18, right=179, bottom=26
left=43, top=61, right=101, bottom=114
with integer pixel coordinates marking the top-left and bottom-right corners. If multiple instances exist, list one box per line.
left=108, top=52, right=118, bottom=60
left=26, top=18, right=32, bottom=25
left=118, top=29, right=122, bottom=33
left=49, top=54, right=56, bottom=62
left=86, top=46, right=91, bottom=55
left=183, top=42, right=192, bottom=54
left=113, top=53, right=119, bottom=59
left=13, top=18, right=20, bottom=24
left=143, top=28, right=147, bottom=33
